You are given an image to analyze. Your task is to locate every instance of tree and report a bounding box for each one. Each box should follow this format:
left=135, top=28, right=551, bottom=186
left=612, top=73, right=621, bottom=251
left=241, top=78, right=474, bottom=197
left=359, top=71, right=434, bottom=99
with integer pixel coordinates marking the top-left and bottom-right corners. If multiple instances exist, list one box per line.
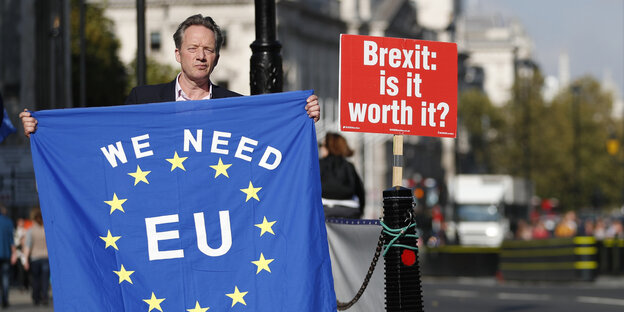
left=457, top=88, right=506, bottom=173
left=70, top=0, right=128, bottom=107
left=497, top=73, right=620, bottom=210
left=462, top=66, right=622, bottom=210
left=126, top=57, right=178, bottom=94
left=543, top=77, right=620, bottom=209
left=495, top=68, right=547, bottom=179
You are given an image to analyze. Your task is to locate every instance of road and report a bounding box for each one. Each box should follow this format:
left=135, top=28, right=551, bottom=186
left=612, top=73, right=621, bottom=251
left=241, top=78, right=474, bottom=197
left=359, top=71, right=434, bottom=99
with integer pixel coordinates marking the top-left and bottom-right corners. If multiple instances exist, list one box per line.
left=423, top=276, right=624, bottom=312
left=4, top=276, right=624, bottom=311
left=4, top=288, right=52, bottom=312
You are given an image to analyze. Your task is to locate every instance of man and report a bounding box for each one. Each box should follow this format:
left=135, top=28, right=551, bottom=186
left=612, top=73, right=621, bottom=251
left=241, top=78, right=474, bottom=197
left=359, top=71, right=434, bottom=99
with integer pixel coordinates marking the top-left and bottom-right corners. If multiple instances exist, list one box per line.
left=0, top=204, right=15, bottom=308
left=20, top=14, right=320, bottom=136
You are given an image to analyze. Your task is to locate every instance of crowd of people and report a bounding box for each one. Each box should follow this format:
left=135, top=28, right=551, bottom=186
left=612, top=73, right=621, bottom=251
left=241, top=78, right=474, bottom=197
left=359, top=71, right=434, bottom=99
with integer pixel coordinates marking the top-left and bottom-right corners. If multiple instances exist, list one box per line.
left=418, top=208, right=624, bottom=248
left=515, top=210, right=624, bottom=241
left=0, top=203, right=50, bottom=308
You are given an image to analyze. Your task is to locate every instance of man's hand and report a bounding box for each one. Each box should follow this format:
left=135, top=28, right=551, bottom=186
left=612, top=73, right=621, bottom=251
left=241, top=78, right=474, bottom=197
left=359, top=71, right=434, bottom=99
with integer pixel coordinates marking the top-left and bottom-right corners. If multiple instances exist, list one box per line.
left=305, top=95, right=320, bottom=123
left=19, top=109, right=38, bottom=138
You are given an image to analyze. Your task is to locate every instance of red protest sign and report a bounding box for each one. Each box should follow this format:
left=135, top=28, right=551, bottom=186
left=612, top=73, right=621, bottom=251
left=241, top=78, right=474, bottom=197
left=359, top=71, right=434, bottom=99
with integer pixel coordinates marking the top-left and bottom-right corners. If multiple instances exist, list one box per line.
left=339, top=34, right=457, bottom=138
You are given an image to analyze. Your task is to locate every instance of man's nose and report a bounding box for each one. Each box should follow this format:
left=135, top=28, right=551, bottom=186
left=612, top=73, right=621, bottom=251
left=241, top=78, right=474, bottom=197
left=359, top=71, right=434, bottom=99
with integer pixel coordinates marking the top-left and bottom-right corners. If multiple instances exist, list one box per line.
left=196, top=49, right=206, bottom=60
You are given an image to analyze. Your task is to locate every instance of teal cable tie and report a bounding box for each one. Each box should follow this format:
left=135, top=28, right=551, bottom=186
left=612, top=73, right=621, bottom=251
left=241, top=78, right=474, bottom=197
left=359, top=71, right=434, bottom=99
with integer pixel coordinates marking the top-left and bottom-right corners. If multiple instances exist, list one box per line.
left=379, top=220, right=419, bottom=257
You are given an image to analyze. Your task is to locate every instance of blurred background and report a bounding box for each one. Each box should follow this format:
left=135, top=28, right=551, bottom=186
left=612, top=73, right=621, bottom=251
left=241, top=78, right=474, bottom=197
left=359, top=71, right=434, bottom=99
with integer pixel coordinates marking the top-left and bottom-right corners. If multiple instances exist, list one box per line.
left=0, top=0, right=623, bottom=241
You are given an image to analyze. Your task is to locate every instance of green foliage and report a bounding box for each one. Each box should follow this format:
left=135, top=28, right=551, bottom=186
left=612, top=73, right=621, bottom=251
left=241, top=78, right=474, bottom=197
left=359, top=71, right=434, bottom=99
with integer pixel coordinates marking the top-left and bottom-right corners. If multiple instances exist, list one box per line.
left=464, top=70, right=621, bottom=210
left=70, top=0, right=128, bottom=107
left=457, top=88, right=506, bottom=173
left=127, top=57, right=179, bottom=94
left=540, top=77, right=619, bottom=209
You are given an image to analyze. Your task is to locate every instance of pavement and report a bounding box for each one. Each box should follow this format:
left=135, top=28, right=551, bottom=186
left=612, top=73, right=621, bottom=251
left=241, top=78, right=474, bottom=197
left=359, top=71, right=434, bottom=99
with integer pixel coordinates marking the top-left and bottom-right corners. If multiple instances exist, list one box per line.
left=1, top=276, right=622, bottom=311
left=2, top=288, right=52, bottom=312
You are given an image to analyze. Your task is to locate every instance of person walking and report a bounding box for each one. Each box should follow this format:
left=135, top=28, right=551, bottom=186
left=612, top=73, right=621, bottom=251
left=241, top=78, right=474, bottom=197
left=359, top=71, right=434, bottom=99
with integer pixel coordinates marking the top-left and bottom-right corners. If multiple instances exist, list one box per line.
left=0, top=204, right=15, bottom=308
left=24, top=209, right=49, bottom=306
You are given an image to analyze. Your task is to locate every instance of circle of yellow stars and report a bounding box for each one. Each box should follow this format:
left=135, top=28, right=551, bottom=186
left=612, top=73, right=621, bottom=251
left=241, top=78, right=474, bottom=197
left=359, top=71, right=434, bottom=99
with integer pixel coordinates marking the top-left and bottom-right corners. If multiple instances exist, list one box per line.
left=101, top=151, right=278, bottom=310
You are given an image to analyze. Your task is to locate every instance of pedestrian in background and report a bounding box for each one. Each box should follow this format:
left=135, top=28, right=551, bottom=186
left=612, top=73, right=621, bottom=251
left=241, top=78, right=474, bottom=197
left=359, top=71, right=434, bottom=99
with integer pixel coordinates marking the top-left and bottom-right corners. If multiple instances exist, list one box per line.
left=12, top=218, right=29, bottom=291
left=319, top=132, right=365, bottom=219
left=531, top=219, right=550, bottom=240
left=24, top=208, right=49, bottom=306
left=554, top=211, right=578, bottom=238
left=0, top=203, right=15, bottom=308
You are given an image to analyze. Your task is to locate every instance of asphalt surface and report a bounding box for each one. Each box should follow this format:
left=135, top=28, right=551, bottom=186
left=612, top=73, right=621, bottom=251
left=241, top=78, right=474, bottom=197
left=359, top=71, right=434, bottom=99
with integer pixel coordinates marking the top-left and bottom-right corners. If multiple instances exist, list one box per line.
left=3, top=276, right=623, bottom=311
left=2, top=288, right=52, bottom=312
left=423, top=276, right=624, bottom=312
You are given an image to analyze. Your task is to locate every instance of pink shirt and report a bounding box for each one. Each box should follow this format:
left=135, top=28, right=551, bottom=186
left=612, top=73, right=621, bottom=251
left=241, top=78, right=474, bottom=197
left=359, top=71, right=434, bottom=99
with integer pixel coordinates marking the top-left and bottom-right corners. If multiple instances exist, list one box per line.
left=174, top=73, right=212, bottom=101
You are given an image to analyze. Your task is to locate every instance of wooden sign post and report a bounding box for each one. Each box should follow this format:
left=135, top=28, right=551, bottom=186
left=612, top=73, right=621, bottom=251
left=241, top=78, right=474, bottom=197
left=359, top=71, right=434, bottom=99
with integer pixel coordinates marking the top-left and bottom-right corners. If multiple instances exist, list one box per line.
left=392, top=135, right=403, bottom=188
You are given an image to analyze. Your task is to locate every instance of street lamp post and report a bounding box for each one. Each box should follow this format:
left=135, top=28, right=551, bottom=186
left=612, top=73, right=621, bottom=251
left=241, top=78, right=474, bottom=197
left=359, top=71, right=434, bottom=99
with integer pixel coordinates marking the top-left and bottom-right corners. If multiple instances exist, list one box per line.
left=606, top=132, right=624, bottom=208
left=79, top=0, right=86, bottom=107
left=136, top=0, right=146, bottom=86
left=572, top=85, right=581, bottom=210
left=518, top=62, right=534, bottom=212
left=249, top=0, right=282, bottom=95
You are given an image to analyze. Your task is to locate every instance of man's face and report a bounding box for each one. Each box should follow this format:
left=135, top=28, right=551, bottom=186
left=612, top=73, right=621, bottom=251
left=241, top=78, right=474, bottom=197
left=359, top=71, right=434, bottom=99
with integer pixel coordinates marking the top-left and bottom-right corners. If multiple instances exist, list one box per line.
left=175, top=25, right=219, bottom=83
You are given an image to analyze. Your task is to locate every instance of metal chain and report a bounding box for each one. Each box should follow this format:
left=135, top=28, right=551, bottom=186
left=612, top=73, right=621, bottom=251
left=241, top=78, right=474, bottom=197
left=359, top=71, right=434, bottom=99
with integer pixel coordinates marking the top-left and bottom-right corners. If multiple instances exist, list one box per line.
left=336, top=231, right=384, bottom=311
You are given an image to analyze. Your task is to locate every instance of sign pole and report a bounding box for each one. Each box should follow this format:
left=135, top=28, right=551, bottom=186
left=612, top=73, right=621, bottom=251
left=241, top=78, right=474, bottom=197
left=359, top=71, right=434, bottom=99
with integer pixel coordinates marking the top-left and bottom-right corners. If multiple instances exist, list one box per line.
left=383, top=134, right=424, bottom=311
left=392, top=135, right=403, bottom=188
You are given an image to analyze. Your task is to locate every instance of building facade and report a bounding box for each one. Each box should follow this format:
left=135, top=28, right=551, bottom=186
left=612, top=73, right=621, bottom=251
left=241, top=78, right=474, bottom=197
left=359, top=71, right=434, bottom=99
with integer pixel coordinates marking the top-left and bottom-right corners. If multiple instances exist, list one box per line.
left=1, top=0, right=73, bottom=213
left=456, top=13, right=533, bottom=107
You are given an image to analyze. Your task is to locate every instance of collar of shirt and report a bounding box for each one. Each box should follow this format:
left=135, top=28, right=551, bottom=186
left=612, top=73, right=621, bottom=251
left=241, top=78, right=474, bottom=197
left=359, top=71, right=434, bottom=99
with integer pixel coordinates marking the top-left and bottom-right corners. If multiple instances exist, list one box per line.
left=174, top=73, right=212, bottom=101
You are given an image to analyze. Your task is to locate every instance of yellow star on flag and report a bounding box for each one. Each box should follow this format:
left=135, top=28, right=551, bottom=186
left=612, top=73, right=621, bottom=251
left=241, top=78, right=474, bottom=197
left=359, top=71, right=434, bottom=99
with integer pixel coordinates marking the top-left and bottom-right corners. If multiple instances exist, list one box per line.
left=252, top=253, right=274, bottom=274
left=166, top=151, right=188, bottom=171
left=240, top=181, right=262, bottom=202
left=143, top=292, right=165, bottom=312
left=104, top=193, right=127, bottom=214
left=255, top=217, right=276, bottom=236
left=100, top=230, right=121, bottom=250
left=210, top=157, right=232, bottom=178
left=113, top=265, right=134, bottom=284
left=226, top=286, right=248, bottom=307
left=187, top=301, right=210, bottom=312
left=128, top=165, right=151, bottom=186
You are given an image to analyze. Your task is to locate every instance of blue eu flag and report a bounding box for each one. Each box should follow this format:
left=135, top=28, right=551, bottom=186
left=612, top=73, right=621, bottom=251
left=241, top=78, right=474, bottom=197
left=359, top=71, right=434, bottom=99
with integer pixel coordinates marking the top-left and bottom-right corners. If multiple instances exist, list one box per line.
left=30, top=90, right=336, bottom=311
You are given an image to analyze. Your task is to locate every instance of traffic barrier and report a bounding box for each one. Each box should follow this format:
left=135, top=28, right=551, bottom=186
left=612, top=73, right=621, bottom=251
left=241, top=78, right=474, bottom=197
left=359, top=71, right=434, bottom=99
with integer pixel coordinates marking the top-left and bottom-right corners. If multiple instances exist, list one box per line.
left=598, top=238, right=624, bottom=275
left=499, top=236, right=597, bottom=281
left=421, top=246, right=500, bottom=277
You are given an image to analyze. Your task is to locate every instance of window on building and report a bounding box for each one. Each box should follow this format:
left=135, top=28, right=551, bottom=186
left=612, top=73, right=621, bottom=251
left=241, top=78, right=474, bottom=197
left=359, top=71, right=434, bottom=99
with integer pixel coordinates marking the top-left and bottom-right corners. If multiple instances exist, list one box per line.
left=150, top=32, right=161, bottom=51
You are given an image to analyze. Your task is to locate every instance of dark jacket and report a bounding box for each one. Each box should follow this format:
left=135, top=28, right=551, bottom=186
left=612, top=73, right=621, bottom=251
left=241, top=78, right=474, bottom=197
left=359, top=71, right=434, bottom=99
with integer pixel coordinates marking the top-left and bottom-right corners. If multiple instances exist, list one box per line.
left=125, top=79, right=242, bottom=105
left=319, top=155, right=366, bottom=214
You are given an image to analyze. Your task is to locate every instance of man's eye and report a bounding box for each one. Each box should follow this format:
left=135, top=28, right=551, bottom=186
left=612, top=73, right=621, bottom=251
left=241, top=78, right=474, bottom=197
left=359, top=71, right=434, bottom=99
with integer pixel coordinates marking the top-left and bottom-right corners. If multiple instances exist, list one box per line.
left=188, top=48, right=197, bottom=52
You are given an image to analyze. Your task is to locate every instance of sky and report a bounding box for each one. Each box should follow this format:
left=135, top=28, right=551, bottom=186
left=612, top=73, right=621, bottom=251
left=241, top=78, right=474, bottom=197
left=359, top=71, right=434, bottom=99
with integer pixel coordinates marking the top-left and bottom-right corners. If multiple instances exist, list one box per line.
left=465, top=0, right=624, bottom=95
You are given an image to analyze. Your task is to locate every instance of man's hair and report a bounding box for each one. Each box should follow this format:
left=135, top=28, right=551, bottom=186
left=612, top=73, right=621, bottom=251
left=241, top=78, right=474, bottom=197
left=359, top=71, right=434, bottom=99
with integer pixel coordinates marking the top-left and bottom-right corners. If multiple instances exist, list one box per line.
left=173, top=14, right=224, bottom=55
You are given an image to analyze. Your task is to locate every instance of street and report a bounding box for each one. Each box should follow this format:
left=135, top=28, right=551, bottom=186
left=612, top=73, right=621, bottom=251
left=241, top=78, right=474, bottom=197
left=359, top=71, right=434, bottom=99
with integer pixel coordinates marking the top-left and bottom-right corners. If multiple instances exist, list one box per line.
left=3, top=276, right=624, bottom=311
left=423, top=276, right=624, bottom=312
left=4, top=288, right=51, bottom=312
